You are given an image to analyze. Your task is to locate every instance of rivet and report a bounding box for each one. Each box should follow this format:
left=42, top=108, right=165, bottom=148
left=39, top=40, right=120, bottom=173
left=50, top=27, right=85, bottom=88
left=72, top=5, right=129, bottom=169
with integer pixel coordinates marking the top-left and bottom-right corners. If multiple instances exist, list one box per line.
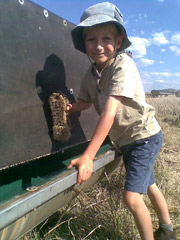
left=43, top=9, right=49, bottom=18
left=69, top=88, right=74, bottom=94
left=63, top=19, right=67, bottom=27
left=26, top=186, right=38, bottom=192
left=18, top=0, right=24, bottom=5
left=37, top=86, right=42, bottom=94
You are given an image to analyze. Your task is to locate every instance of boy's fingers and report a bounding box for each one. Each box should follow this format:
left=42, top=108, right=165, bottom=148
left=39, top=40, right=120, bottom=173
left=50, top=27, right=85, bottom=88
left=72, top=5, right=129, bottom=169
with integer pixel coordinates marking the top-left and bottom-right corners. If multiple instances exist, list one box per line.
left=67, top=163, right=72, bottom=169
left=66, top=104, right=72, bottom=111
left=67, top=159, right=78, bottom=169
left=67, top=160, right=75, bottom=169
left=67, top=158, right=93, bottom=184
left=77, top=167, right=92, bottom=185
left=77, top=175, right=82, bottom=185
left=77, top=169, right=86, bottom=185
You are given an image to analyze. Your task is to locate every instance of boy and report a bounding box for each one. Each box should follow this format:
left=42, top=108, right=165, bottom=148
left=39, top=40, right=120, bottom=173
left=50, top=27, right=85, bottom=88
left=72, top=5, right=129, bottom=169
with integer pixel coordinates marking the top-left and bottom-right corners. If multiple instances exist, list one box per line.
left=67, top=2, right=176, bottom=240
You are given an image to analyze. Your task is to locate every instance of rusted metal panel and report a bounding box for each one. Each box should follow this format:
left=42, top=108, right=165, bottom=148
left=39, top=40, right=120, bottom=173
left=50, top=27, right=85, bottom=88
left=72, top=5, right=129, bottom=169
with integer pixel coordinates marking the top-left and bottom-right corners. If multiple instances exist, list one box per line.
left=0, top=0, right=98, bottom=170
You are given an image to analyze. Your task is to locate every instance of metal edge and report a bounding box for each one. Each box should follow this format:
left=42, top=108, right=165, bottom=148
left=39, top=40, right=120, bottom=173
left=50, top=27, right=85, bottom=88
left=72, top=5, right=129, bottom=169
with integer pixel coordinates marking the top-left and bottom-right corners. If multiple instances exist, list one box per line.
left=0, top=150, right=116, bottom=230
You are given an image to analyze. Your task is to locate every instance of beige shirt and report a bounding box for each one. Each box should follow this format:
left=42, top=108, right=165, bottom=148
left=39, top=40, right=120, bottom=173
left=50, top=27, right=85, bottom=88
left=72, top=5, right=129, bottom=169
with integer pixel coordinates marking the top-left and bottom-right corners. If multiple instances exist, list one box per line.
left=78, top=52, right=161, bottom=148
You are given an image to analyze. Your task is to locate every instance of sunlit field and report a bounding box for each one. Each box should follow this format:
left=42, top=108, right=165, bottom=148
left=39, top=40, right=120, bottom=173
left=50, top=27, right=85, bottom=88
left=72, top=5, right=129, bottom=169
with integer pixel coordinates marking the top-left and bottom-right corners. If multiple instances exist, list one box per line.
left=23, top=96, right=180, bottom=240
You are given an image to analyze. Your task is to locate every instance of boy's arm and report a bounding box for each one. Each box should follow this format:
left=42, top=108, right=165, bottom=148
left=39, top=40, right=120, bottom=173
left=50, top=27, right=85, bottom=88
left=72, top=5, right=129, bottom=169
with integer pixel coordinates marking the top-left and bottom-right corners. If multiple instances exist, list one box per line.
left=67, top=95, right=122, bottom=184
left=67, top=99, right=92, bottom=113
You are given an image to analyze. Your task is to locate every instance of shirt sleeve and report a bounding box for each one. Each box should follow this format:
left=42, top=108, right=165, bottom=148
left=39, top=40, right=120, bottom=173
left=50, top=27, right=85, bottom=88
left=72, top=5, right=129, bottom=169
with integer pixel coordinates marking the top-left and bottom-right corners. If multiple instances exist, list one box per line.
left=109, top=55, right=138, bottom=99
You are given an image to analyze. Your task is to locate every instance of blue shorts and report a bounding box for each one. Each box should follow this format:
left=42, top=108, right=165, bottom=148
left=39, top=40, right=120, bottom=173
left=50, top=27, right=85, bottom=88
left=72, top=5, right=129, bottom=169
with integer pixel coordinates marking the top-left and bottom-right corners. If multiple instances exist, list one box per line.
left=120, top=131, right=163, bottom=194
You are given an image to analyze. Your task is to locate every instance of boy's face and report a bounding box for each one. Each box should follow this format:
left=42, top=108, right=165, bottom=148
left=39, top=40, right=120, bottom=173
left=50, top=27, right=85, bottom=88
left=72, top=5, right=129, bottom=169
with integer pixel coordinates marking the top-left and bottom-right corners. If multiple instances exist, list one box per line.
left=84, top=23, right=123, bottom=71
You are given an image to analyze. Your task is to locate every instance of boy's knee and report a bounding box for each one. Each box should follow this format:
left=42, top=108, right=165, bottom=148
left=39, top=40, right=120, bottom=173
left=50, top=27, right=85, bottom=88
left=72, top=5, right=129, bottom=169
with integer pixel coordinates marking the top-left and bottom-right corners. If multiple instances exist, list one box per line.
left=123, top=191, right=143, bottom=212
left=123, top=191, right=135, bottom=208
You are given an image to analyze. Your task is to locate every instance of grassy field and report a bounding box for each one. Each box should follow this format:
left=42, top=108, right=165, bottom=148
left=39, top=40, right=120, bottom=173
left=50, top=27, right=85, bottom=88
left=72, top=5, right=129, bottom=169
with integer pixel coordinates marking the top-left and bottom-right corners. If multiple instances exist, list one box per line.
left=23, top=96, right=180, bottom=240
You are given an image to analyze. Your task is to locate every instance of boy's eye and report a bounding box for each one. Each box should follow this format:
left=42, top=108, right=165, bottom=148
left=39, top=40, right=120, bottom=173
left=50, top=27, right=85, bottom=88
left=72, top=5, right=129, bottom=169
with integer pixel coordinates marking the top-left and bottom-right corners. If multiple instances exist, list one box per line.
left=87, top=38, right=95, bottom=42
left=104, top=37, right=112, bottom=41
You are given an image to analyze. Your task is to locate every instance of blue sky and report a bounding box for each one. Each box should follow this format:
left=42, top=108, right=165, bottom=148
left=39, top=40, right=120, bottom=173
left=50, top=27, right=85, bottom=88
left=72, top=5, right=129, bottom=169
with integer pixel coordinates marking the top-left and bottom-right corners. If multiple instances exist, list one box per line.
left=30, top=0, right=180, bottom=92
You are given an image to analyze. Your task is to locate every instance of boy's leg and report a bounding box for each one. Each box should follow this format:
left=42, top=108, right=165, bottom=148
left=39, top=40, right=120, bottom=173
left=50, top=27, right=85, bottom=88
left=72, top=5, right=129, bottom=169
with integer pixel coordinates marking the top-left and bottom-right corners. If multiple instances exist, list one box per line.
left=148, top=184, right=176, bottom=240
left=148, top=183, right=171, bottom=225
left=119, top=131, right=164, bottom=239
left=123, top=190, right=154, bottom=240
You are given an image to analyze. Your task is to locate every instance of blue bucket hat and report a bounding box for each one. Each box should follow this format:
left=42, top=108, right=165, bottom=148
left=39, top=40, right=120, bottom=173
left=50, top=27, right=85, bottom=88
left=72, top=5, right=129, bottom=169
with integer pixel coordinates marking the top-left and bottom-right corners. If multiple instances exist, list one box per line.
left=71, top=2, right=131, bottom=53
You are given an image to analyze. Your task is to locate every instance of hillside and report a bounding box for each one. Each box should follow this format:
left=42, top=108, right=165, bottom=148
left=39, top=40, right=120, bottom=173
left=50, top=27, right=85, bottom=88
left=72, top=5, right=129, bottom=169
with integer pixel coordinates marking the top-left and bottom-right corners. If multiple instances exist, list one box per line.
left=150, top=88, right=179, bottom=94
left=156, top=88, right=179, bottom=94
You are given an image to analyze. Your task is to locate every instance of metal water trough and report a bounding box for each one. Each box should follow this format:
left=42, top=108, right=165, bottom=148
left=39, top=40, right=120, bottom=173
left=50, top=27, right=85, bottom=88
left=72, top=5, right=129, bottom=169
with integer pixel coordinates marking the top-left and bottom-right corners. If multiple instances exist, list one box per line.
left=0, top=1, right=122, bottom=239
left=0, top=141, right=121, bottom=240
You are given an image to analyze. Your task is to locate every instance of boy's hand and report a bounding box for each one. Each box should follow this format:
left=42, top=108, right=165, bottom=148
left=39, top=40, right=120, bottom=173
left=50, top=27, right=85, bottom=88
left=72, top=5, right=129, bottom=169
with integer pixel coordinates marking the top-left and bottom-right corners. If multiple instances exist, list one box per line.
left=66, top=104, right=72, bottom=113
left=67, top=154, right=93, bottom=185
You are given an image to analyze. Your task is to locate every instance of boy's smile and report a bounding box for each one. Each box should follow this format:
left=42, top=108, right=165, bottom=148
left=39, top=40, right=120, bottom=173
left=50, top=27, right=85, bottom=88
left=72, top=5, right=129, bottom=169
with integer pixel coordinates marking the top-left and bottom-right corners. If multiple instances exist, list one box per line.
left=84, top=23, right=123, bottom=72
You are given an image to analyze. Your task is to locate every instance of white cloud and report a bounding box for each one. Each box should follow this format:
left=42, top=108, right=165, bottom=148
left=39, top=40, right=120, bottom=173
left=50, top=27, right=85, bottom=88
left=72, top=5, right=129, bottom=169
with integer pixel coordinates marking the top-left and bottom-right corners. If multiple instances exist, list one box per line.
left=123, top=20, right=128, bottom=26
left=171, top=33, right=180, bottom=45
left=150, top=72, right=180, bottom=77
left=135, top=13, right=147, bottom=22
left=161, top=48, right=166, bottom=52
left=138, top=58, right=155, bottom=67
left=151, top=31, right=169, bottom=46
left=169, top=34, right=180, bottom=57
left=151, top=72, right=170, bottom=77
left=128, top=37, right=151, bottom=58
left=159, top=61, right=164, bottom=64
left=155, top=79, right=165, bottom=83
left=174, top=73, right=180, bottom=77
left=140, top=71, right=151, bottom=79
left=169, top=45, right=180, bottom=57
left=140, top=70, right=180, bottom=92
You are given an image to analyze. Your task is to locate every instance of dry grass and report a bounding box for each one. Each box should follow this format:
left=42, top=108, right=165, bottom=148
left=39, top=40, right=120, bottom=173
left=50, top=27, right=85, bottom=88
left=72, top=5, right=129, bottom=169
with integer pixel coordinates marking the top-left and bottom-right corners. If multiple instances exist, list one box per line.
left=23, top=96, right=180, bottom=240
left=147, top=95, right=180, bottom=128
left=146, top=96, right=180, bottom=239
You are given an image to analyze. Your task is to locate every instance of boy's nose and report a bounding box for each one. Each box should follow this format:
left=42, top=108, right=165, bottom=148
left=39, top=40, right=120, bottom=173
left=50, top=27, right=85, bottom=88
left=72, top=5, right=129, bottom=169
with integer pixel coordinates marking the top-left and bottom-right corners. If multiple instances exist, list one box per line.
left=96, top=41, right=103, bottom=50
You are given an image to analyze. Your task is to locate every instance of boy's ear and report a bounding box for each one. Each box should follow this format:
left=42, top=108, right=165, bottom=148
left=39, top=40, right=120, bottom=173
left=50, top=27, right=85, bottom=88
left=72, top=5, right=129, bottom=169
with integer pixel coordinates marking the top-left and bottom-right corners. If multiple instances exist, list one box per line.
left=116, top=35, right=123, bottom=49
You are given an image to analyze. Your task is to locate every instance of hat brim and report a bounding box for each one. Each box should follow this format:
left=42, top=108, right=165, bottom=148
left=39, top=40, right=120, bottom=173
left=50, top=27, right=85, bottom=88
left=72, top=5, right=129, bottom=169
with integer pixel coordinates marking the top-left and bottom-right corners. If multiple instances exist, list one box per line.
left=71, top=15, right=131, bottom=53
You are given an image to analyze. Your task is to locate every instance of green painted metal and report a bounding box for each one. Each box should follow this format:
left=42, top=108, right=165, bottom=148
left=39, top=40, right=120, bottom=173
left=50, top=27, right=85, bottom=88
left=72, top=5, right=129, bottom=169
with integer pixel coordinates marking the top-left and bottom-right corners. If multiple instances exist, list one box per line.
left=0, top=141, right=112, bottom=205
